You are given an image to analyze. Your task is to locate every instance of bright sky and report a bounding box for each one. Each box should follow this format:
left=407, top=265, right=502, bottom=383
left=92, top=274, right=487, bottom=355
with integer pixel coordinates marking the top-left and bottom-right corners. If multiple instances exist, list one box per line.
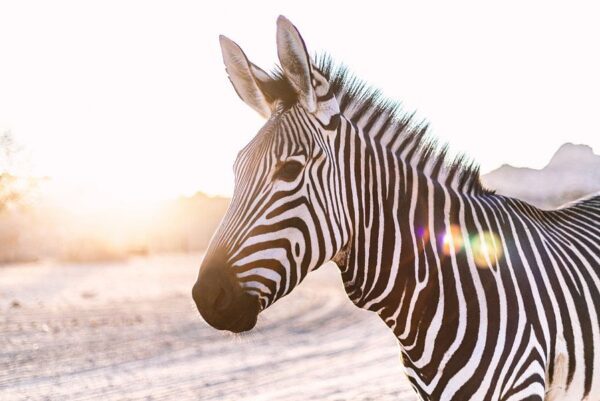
left=0, top=1, right=598, bottom=203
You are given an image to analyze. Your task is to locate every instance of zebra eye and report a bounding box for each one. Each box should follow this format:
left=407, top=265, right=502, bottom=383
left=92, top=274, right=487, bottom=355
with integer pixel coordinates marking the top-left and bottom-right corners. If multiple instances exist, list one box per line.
left=275, top=160, right=304, bottom=182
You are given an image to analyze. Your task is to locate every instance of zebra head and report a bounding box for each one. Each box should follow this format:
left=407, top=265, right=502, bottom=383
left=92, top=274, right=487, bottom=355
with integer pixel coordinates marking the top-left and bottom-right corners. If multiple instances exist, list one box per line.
left=193, top=17, right=350, bottom=333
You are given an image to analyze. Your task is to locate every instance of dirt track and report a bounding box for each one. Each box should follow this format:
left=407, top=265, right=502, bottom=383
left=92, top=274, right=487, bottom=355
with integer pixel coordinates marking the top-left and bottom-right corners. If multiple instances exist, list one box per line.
left=0, top=253, right=415, bottom=400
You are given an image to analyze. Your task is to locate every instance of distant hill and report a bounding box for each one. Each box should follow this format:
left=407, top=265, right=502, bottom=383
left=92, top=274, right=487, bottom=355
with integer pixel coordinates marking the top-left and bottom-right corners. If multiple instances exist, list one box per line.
left=482, top=143, right=600, bottom=209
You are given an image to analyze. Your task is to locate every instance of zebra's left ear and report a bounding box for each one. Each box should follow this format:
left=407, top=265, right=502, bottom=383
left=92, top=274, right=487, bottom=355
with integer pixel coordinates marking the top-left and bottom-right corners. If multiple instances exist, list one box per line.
left=276, top=16, right=339, bottom=126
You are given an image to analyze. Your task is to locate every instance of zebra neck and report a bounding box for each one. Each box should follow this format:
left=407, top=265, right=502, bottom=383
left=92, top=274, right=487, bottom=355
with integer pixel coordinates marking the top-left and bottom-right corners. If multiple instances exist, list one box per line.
left=335, top=114, right=492, bottom=342
left=335, top=115, right=434, bottom=307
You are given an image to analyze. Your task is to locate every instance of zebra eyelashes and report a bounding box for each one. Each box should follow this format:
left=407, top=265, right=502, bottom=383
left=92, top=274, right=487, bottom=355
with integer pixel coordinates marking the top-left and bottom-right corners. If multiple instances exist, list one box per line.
left=273, top=159, right=304, bottom=182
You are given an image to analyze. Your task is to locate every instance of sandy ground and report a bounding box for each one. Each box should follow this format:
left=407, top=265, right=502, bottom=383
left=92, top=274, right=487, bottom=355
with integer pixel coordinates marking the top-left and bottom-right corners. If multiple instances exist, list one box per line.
left=0, top=253, right=415, bottom=401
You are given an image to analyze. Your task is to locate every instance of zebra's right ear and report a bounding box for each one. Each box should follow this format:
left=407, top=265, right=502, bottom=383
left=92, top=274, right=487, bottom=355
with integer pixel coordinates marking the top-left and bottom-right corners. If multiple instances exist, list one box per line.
left=219, top=35, right=273, bottom=119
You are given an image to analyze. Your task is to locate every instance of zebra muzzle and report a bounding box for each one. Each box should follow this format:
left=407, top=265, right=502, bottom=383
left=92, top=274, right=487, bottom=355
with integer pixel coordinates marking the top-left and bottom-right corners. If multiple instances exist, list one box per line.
left=192, top=254, right=260, bottom=333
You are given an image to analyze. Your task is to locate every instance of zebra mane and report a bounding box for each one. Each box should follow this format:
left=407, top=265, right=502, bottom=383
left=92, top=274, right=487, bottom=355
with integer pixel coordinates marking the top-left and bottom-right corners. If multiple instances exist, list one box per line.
left=265, top=55, right=493, bottom=196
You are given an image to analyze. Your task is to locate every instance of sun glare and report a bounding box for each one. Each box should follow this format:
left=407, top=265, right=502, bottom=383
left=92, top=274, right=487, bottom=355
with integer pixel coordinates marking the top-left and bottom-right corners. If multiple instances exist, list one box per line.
left=471, top=231, right=503, bottom=269
left=439, top=225, right=504, bottom=268
left=441, top=225, right=464, bottom=256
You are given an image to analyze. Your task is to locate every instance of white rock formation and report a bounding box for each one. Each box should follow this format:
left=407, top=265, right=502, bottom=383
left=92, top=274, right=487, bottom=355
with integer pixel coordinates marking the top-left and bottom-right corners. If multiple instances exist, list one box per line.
left=481, top=143, right=600, bottom=209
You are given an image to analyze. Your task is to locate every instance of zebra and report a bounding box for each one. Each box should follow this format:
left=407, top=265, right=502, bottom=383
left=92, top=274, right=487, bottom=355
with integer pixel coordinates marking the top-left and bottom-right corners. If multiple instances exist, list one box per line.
left=192, top=16, right=600, bottom=401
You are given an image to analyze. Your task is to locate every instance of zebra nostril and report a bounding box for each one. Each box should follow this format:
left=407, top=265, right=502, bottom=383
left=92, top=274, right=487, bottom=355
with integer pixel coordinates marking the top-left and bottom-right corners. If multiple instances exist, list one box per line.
left=213, top=286, right=231, bottom=312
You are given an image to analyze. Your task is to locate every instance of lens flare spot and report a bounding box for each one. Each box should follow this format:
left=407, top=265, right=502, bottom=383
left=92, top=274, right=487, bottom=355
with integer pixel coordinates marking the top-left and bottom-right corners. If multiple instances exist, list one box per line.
left=416, top=226, right=430, bottom=242
left=441, top=225, right=464, bottom=255
left=471, top=231, right=503, bottom=268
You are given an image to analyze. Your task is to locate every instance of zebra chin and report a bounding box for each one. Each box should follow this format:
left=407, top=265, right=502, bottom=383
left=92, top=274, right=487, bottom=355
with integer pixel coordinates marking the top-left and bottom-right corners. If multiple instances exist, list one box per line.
left=192, top=254, right=261, bottom=334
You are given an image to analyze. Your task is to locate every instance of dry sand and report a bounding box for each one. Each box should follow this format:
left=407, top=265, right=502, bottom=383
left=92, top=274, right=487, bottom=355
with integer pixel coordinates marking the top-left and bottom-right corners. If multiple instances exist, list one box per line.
left=1, top=253, right=415, bottom=400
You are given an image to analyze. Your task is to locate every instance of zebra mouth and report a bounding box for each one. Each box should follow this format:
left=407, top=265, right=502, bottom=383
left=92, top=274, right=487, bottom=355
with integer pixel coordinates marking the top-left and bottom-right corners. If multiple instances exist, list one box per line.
left=195, top=290, right=260, bottom=334
left=224, top=311, right=258, bottom=333
left=206, top=304, right=259, bottom=333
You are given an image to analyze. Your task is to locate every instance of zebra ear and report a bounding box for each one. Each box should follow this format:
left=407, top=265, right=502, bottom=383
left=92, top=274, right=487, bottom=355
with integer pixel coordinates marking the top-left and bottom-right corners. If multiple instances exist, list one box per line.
left=219, top=35, right=273, bottom=119
left=276, top=16, right=339, bottom=127
left=276, top=16, right=317, bottom=113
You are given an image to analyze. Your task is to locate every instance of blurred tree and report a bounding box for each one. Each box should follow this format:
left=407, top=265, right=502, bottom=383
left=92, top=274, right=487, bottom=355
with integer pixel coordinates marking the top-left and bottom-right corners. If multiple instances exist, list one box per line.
left=0, top=131, right=29, bottom=212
